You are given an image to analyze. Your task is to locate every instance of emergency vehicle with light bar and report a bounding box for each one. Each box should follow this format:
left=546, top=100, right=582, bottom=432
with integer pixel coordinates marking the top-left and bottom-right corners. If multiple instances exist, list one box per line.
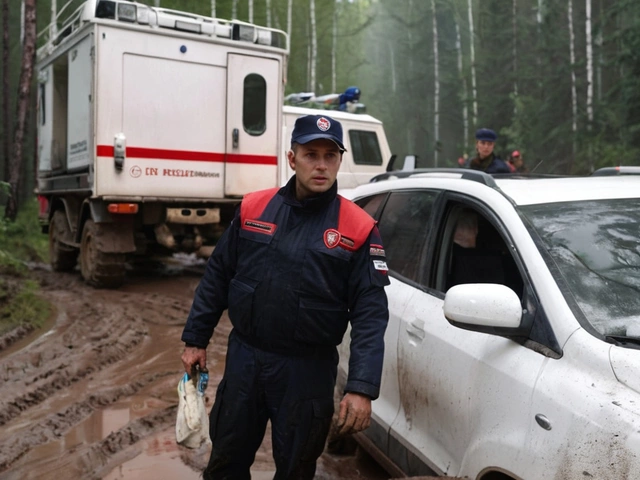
left=35, top=0, right=291, bottom=288
left=36, top=0, right=394, bottom=289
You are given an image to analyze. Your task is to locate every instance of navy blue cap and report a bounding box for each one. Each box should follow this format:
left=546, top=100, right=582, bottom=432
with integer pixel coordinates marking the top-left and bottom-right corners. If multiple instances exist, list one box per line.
left=475, top=128, right=497, bottom=142
left=291, top=115, right=346, bottom=152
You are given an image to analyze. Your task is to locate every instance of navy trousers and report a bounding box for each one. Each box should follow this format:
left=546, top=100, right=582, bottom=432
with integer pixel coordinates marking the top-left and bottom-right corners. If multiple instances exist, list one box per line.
left=203, top=330, right=338, bottom=480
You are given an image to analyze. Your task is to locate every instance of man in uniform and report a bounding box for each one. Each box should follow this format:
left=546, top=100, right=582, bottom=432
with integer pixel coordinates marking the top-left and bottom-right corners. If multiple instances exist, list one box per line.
left=181, top=114, right=390, bottom=480
left=468, top=128, right=511, bottom=173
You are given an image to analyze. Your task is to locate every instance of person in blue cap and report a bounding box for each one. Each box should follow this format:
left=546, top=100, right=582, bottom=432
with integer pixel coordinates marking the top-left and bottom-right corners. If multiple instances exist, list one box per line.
left=468, top=128, right=511, bottom=173
left=181, top=114, right=390, bottom=479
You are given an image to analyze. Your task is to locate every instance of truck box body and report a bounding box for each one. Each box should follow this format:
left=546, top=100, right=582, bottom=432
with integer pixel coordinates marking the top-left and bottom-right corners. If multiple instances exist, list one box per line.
left=36, top=0, right=391, bottom=288
left=36, top=0, right=289, bottom=287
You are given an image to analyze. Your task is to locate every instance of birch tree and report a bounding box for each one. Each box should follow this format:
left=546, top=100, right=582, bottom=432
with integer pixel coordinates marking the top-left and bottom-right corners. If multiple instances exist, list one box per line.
left=287, top=0, right=292, bottom=36
left=512, top=0, right=518, bottom=102
left=309, top=0, right=316, bottom=92
left=568, top=0, right=577, bottom=164
left=585, top=0, right=593, bottom=128
left=467, top=0, right=477, bottom=128
left=211, top=0, right=215, bottom=18
left=5, top=0, right=35, bottom=220
left=585, top=0, right=593, bottom=170
left=331, top=0, right=339, bottom=93
left=431, top=0, right=440, bottom=166
left=455, top=18, right=469, bottom=148
left=265, top=0, right=271, bottom=28
left=2, top=0, right=9, bottom=183
left=248, top=0, right=253, bottom=23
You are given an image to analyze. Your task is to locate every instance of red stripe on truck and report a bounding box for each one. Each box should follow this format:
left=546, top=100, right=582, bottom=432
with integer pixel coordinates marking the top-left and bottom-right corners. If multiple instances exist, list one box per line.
left=96, top=145, right=276, bottom=165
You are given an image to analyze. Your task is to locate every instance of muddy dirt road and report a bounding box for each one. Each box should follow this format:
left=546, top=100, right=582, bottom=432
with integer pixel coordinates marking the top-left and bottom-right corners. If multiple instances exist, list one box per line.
left=0, top=257, right=390, bottom=480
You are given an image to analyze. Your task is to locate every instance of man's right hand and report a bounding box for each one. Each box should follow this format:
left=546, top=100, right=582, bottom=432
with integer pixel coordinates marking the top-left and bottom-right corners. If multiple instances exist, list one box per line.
left=181, top=345, right=207, bottom=376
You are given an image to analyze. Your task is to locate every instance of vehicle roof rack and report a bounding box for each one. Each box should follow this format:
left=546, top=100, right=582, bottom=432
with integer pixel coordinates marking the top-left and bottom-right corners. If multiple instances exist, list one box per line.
left=370, top=168, right=497, bottom=187
left=591, top=166, right=640, bottom=176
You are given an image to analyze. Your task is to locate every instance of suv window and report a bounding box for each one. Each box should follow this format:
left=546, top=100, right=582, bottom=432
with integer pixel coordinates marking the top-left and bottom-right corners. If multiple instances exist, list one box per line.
left=376, top=191, right=437, bottom=282
left=435, top=204, right=524, bottom=298
left=349, top=130, right=383, bottom=166
left=355, top=193, right=387, bottom=218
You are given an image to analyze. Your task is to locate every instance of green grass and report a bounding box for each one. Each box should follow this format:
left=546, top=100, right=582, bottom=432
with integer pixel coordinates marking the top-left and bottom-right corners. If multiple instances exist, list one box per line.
left=0, top=278, right=51, bottom=335
left=0, top=195, right=51, bottom=336
left=0, top=197, right=49, bottom=271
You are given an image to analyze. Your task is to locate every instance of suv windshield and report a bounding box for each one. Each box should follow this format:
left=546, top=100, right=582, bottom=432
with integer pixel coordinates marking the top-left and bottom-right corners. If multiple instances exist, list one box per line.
left=521, top=199, right=640, bottom=337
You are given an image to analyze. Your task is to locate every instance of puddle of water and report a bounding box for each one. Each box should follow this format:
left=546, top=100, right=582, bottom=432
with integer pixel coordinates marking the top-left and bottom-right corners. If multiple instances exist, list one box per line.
left=0, top=307, right=58, bottom=360
left=103, top=429, right=202, bottom=480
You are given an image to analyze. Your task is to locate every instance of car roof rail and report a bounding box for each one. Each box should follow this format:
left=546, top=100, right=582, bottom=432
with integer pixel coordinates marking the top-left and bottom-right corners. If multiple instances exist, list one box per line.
left=370, top=168, right=498, bottom=187
left=591, top=166, right=640, bottom=176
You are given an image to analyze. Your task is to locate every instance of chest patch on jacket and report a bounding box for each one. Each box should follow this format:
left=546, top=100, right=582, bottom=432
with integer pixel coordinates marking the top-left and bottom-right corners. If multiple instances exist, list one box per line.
left=324, top=229, right=356, bottom=250
left=244, top=219, right=277, bottom=235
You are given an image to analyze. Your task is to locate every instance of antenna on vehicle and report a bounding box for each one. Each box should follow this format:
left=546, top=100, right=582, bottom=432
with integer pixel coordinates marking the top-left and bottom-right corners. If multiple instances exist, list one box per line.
left=530, top=160, right=544, bottom=173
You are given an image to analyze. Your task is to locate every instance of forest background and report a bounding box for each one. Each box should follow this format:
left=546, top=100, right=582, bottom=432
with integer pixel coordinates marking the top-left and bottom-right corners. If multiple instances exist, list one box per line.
left=2, top=0, right=640, bottom=216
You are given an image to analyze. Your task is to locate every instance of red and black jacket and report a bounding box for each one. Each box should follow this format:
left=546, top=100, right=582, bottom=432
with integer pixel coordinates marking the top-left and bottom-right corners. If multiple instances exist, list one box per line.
left=182, top=176, right=390, bottom=399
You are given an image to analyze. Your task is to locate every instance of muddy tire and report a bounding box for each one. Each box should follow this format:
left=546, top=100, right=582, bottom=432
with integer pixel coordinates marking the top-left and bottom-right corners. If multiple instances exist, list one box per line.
left=80, top=219, right=126, bottom=288
left=49, top=210, right=78, bottom=272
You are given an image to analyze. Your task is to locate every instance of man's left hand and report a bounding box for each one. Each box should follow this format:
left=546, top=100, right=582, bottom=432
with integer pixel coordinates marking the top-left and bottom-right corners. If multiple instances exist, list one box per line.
left=336, top=392, right=372, bottom=435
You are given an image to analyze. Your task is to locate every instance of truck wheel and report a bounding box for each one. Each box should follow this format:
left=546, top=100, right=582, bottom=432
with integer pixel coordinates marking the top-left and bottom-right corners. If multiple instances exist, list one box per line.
left=80, top=219, right=126, bottom=288
left=49, top=210, right=78, bottom=272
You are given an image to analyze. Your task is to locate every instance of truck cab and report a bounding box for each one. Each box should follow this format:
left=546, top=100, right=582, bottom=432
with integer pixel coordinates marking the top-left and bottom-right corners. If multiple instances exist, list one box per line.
left=37, top=0, right=289, bottom=287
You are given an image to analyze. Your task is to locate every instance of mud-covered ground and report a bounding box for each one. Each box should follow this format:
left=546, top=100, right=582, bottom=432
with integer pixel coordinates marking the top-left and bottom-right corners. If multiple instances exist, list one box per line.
left=0, top=256, right=392, bottom=480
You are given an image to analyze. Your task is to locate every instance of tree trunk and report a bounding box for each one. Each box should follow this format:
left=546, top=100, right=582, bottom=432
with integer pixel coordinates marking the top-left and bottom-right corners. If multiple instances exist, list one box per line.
left=211, top=0, right=215, bottom=17
left=389, top=43, right=396, bottom=93
left=331, top=0, right=338, bottom=92
left=568, top=0, right=577, bottom=169
left=431, top=0, right=439, bottom=167
left=248, top=0, right=253, bottom=23
left=232, top=0, right=238, bottom=20
left=309, top=0, right=316, bottom=93
left=467, top=0, right=478, bottom=128
left=287, top=0, right=292, bottom=36
left=5, top=0, right=35, bottom=220
left=512, top=0, right=518, bottom=103
left=585, top=0, right=593, bottom=171
left=265, top=0, right=271, bottom=28
left=455, top=19, right=469, bottom=148
left=2, top=0, right=10, bottom=185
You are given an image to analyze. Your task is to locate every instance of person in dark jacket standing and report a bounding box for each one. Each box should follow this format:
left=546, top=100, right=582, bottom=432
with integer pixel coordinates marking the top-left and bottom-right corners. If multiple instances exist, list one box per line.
left=468, top=128, right=511, bottom=173
left=181, top=114, right=390, bottom=480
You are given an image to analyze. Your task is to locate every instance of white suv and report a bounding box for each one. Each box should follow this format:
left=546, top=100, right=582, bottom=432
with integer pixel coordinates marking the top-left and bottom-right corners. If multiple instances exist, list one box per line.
left=337, top=168, right=640, bottom=480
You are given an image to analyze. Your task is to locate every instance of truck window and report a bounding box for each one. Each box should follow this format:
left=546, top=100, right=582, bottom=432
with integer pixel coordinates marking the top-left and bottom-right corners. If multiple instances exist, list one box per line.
left=349, top=130, right=383, bottom=166
left=243, top=73, right=266, bottom=136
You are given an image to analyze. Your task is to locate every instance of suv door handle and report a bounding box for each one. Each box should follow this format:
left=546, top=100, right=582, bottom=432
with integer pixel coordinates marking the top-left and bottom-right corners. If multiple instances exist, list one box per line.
left=406, top=318, right=425, bottom=341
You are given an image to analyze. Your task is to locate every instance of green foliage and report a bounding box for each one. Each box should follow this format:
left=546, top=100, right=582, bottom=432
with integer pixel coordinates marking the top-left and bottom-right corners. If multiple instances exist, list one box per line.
left=0, top=277, right=51, bottom=335
left=0, top=198, right=48, bottom=271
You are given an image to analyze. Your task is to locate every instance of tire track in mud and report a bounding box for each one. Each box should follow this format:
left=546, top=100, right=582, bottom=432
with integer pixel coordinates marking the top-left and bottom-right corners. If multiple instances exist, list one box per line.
left=0, top=269, right=195, bottom=476
left=0, top=372, right=173, bottom=471
left=0, top=290, right=148, bottom=427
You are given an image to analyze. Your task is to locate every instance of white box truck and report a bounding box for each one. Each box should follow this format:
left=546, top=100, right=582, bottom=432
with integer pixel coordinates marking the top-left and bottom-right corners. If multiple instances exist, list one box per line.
left=36, top=0, right=392, bottom=288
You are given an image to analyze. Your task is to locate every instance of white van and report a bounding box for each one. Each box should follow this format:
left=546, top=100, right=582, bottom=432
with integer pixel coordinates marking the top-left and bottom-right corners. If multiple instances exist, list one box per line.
left=281, top=105, right=392, bottom=189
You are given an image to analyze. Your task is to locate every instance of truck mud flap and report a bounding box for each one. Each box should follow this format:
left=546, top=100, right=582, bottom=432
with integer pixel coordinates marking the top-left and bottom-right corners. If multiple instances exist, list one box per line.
left=92, top=220, right=136, bottom=254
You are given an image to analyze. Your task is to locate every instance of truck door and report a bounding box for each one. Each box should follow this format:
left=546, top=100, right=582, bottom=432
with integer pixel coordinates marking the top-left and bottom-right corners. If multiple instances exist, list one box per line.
left=225, top=54, right=280, bottom=196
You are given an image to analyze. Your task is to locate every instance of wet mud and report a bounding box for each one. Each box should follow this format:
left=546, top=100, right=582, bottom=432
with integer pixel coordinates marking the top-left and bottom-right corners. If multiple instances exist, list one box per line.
left=0, top=259, right=389, bottom=480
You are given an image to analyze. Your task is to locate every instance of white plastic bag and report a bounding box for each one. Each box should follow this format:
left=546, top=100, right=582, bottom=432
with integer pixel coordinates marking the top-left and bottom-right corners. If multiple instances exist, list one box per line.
left=176, top=370, right=211, bottom=449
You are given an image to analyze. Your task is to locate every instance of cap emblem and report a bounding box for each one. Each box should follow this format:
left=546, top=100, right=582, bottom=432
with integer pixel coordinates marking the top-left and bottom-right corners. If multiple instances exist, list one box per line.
left=317, top=117, right=331, bottom=132
left=324, top=229, right=341, bottom=249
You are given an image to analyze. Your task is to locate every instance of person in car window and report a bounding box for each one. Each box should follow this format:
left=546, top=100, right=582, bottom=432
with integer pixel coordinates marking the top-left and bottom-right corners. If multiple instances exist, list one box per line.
left=180, top=114, right=390, bottom=480
left=468, top=128, right=511, bottom=173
